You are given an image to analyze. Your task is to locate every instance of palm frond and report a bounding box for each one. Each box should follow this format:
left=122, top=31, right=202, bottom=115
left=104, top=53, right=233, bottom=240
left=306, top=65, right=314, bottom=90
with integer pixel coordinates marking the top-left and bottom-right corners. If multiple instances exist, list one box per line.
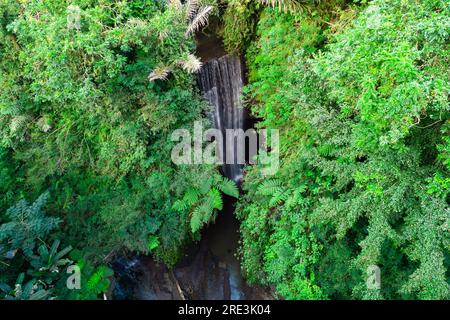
left=258, top=0, right=313, bottom=13
left=186, top=0, right=199, bottom=20
left=179, top=54, right=203, bottom=73
left=148, top=66, right=171, bottom=82
left=185, top=6, right=212, bottom=36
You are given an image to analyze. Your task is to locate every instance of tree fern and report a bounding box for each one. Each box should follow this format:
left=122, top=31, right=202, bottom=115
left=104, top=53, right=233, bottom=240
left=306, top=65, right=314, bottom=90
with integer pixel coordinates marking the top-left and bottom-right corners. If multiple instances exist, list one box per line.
left=148, top=2, right=211, bottom=81
left=0, top=192, right=60, bottom=257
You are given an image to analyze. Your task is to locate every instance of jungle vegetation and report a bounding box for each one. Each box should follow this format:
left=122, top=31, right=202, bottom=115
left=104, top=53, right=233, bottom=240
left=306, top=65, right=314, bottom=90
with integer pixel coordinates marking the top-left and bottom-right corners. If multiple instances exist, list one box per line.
left=0, top=0, right=449, bottom=300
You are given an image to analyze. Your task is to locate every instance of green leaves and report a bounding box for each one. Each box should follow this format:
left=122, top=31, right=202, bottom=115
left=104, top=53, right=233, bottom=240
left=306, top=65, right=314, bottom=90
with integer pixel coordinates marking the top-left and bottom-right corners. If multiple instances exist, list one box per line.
left=147, top=235, right=160, bottom=252
left=0, top=0, right=232, bottom=299
left=29, top=239, right=73, bottom=276
left=257, top=179, right=284, bottom=196
left=86, top=266, right=114, bottom=296
left=237, top=0, right=450, bottom=300
left=217, top=177, right=240, bottom=198
left=172, top=177, right=239, bottom=233
left=0, top=192, right=60, bottom=257
left=190, top=188, right=223, bottom=233
left=172, top=187, right=201, bottom=212
left=256, top=179, right=288, bottom=207
left=0, top=273, right=52, bottom=300
left=0, top=0, right=225, bottom=282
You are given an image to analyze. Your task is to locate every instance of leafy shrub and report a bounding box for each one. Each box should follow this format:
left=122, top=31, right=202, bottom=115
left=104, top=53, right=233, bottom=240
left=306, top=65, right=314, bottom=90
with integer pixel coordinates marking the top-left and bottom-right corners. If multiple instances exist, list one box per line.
left=0, top=0, right=234, bottom=267
left=238, top=0, right=449, bottom=299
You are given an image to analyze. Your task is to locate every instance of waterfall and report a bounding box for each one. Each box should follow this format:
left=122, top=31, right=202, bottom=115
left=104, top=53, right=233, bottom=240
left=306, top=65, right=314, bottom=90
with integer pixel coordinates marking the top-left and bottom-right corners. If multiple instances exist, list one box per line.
left=197, top=55, right=246, bottom=182
left=111, top=54, right=272, bottom=301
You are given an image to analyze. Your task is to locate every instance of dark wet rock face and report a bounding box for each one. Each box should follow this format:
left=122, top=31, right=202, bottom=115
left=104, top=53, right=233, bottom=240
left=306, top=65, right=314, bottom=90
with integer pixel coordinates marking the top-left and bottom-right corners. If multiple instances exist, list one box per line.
left=111, top=197, right=273, bottom=300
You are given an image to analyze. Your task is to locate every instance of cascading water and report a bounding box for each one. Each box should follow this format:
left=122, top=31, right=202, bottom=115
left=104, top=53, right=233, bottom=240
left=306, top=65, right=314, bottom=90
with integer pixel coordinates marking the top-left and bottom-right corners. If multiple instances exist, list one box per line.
left=110, top=48, right=272, bottom=301
left=197, top=55, right=246, bottom=183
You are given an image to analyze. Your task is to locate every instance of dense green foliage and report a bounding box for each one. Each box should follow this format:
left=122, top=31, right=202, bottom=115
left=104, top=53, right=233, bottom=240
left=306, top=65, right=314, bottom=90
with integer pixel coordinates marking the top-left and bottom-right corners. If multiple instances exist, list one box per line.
left=0, top=0, right=448, bottom=301
left=0, top=192, right=60, bottom=257
left=222, top=0, right=261, bottom=53
left=236, top=0, right=449, bottom=299
left=0, top=0, right=236, bottom=299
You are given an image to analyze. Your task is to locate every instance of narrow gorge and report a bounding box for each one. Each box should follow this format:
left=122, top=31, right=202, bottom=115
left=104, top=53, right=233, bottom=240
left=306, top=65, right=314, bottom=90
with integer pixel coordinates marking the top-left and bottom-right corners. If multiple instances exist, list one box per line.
left=110, top=37, right=270, bottom=300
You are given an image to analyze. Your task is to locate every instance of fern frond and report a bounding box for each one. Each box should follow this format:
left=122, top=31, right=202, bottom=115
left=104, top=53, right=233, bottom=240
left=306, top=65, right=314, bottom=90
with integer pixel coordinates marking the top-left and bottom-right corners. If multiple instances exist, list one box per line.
left=0, top=104, right=20, bottom=116
left=0, top=192, right=60, bottom=257
left=172, top=199, right=188, bottom=212
left=217, top=177, right=239, bottom=198
left=268, top=190, right=289, bottom=207
left=190, top=192, right=218, bottom=233
left=257, top=179, right=284, bottom=196
left=285, top=188, right=306, bottom=208
left=183, top=188, right=201, bottom=206
left=317, top=144, right=335, bottom=157
left=208, top=188, right=223, bottom=210
left=199, top=176, right=213, bottom=194
left=202, top=194, right=216, bottom=215
left=190, top=206, right=204, bottom=233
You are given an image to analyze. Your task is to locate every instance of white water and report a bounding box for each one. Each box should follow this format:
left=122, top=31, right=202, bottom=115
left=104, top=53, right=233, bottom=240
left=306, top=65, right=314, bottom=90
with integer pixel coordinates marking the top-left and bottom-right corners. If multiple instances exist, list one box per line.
left=198, top=55, right=246, bottom=183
